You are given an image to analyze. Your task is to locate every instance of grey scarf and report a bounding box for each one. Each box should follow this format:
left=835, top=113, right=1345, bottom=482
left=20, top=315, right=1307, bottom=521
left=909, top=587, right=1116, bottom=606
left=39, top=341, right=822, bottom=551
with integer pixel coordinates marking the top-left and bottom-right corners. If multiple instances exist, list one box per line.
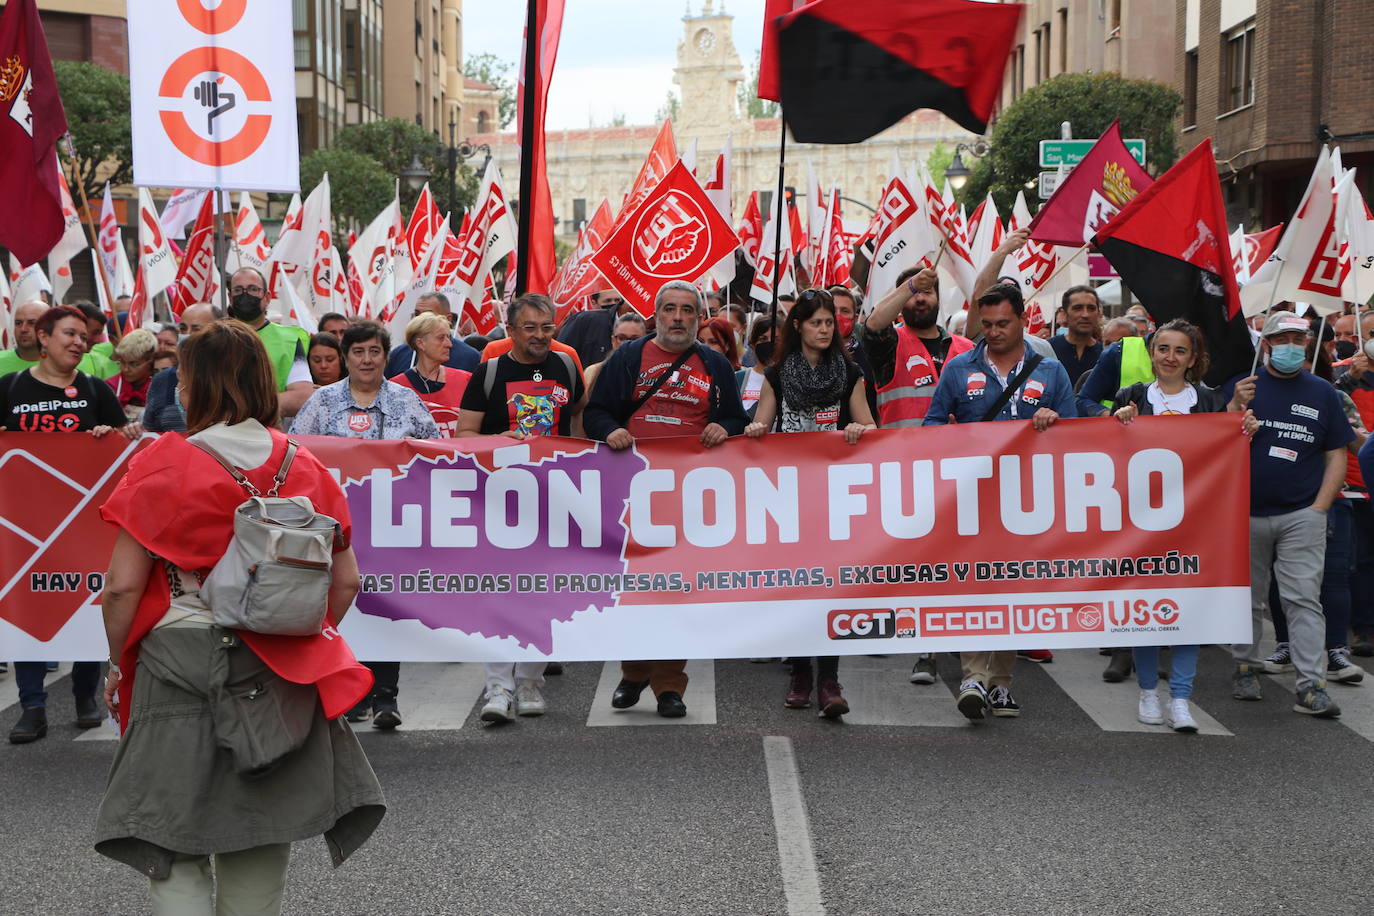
left=779, top=348, right=848, bottom=413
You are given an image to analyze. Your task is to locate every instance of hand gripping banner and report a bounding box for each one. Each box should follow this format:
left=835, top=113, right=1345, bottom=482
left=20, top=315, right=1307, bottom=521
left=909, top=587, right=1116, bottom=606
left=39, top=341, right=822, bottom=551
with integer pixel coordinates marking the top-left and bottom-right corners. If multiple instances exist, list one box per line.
left=0, top=415, right=1251, bottom=661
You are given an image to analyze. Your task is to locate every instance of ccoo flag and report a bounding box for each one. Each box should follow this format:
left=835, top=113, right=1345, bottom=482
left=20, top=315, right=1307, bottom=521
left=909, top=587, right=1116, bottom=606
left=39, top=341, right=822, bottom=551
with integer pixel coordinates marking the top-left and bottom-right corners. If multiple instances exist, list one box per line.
left=774, top=0, right=1024, bottom=143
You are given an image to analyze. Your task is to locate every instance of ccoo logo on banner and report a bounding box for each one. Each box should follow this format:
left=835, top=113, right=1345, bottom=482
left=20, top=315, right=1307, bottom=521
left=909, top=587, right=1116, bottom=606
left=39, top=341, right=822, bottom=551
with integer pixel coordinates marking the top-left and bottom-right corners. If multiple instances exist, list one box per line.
left=128, top=0, right=298, bottom=193
left=590, top=160, right=740, bottom=316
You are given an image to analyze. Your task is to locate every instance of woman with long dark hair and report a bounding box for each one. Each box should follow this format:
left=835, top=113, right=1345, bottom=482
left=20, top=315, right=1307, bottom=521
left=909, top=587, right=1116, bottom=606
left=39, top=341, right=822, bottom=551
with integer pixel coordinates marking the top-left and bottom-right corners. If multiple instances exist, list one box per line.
left=745, top=289, right=876, bottom=717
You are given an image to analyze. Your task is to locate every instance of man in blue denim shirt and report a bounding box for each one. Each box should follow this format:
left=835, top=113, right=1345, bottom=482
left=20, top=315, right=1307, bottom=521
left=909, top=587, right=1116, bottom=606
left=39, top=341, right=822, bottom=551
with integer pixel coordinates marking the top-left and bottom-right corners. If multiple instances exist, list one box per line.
left=924, top=282, right=1077, bottom=720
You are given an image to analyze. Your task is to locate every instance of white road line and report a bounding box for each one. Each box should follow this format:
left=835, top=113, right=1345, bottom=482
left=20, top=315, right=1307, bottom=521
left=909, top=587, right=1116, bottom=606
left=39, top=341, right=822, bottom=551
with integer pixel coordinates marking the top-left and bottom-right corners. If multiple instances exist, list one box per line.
left=1037, top=649, right=1232, bottom=736
left=836, top=656, right=970, bottom=727
left=762, top=736, right=826, bottom=916
left=585, top=660, right=716, bottom=726
left=350, top=663, right=487, bottom=732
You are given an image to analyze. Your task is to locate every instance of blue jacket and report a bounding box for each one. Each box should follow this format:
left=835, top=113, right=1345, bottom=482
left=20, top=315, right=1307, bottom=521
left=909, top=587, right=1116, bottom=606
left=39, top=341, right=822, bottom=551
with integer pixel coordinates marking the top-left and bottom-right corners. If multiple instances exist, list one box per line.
left=583, top=335, right=749, bottom=441
left=923, top=340, right=1077, bottom=425
left=385, top=335, right=480, bottom=378
left=1075, top=340, right=1128, bottom=417
left=143, top=366, right=186, bottom=433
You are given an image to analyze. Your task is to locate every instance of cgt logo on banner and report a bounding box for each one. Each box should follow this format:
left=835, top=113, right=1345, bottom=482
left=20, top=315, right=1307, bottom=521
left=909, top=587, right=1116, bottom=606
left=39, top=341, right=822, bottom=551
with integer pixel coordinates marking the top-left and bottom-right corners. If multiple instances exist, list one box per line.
left=128, top=0, right=299, bottom=192
left=590, top=160, right=740, bottom=316
left=0, top=416, right=1252, bottom=662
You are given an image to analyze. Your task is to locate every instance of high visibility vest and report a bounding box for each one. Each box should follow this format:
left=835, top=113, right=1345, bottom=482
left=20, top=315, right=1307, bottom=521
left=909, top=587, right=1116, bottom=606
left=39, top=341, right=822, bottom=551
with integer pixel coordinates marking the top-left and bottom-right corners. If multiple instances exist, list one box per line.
left=1100, top=335, right=1154, bottom=408
left=256, top=322, right=309, bottom=392
left=876, top=326, right=974, bottom=427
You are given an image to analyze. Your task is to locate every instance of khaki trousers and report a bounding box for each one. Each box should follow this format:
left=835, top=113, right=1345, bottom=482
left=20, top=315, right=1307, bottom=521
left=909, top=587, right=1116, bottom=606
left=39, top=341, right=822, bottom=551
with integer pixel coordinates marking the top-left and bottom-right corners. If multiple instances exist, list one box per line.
left=149, top=843, right=290, bottom=916
left=960, top=650, right=1015, bottom=689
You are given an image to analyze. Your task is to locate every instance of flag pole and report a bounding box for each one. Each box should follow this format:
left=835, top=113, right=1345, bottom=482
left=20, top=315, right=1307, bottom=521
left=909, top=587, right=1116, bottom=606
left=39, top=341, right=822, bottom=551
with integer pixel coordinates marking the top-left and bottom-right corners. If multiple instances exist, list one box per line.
left=769, top=112, right=787, bottom=333
left=60, top=135, right=120, bottom=341
left=514, top=0, right=539, bottom=295
left=213, top=186, right=224, bottom=297
left=1033, top=240, right=1091, bottom=292
left=1248, top=283, right=1281, bottom=376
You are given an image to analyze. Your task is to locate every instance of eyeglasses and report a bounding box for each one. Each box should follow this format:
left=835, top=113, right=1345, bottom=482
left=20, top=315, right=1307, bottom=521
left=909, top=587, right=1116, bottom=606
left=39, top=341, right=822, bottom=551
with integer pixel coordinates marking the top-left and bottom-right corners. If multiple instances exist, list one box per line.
left=230, top=285, right=265, bottom=295
left=515, top=323, right=557, bottom=334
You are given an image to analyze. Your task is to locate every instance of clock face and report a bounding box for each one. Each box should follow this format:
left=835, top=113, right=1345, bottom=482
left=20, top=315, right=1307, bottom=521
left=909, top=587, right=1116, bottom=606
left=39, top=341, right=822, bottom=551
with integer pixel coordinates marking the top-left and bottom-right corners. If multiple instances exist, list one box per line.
left=694, top=28, right=716, bottom=56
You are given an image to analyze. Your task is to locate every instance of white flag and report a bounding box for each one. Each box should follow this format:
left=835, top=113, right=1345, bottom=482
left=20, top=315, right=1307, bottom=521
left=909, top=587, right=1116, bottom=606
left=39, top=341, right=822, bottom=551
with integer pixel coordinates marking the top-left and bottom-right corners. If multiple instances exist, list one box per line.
left=273, top=175, right=331, bottom=270
left=97, top=184, right=135, bottom=299
left=48, top=159, right=89, bottom=302
left=9, top=255, right=52, bottom=307
left=137, top=187, right=179, bottom=299
left=159, top=188, right=206, bottom=240
left=225, top=192, right=273, bottom=276
left=751, top=191, right=796, bottom=305
left=704, top=136, right=734, bottom=290
left=864, top=162, right=937, bottom=306
left=390, top=216, right=451, bottom=345
left=437, top=160, right=517, bottom=312
left=348, top=197, right=403, bottom=320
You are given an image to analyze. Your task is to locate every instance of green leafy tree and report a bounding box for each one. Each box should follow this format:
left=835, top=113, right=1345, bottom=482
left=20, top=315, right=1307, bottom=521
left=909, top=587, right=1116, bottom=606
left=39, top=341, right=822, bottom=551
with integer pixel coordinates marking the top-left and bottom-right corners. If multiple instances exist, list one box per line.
left=924, top=143, right=954, bottom=193
left=655, top=91, right=681, bottom=125
left=738, top=52, right=779, bottom=119
left=463, top=53, right=517, bottom=129
left=333, top=118, right=478, bottom=218
left=53, top=61, right=132, bottom=202
left=299, top=149, right=393, bottom=249
left=961, top=72, right=1181, bottom=212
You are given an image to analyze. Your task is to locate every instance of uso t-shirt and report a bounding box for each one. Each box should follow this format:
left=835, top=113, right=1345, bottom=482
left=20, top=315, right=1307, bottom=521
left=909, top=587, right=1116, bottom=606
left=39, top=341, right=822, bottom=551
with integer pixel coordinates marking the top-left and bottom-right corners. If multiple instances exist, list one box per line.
left=628, top=340, right=711, bottom=439
left=0, top=370, right=127, bottom=433
left=461, top=353, right=583, bottom=436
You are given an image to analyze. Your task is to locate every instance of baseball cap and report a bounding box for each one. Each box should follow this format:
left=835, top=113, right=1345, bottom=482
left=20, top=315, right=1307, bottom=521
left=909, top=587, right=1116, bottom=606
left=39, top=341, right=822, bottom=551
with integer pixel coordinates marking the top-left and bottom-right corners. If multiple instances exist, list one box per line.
left=1261, top=312, right=1311, bottom=338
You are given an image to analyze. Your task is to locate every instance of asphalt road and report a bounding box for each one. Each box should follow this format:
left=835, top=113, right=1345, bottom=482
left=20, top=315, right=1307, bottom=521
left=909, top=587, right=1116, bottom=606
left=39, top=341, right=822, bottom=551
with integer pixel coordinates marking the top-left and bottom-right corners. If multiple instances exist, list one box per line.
left=2, top=647, right=1371, bottom=916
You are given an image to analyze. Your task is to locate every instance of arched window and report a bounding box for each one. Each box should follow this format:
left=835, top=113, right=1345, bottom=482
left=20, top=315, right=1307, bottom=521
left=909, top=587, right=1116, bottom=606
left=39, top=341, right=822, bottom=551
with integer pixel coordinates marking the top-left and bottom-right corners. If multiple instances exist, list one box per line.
left=477, top=110, right=490, bottom=133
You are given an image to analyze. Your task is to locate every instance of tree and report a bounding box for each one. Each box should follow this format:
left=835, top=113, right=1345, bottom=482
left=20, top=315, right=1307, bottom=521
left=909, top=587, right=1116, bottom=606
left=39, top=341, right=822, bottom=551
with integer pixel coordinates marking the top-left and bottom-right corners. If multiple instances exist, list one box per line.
left=924, top=143, right=954, bottom=193
left=654, top=91, right=681, bottom=125
left=333, top=118, right=478, bottom=218
left=463, top=53, right=517, bottom=130
left=737, top=52, right=779, bottom=119
left=961, top=72, right=1182, bottom=212
left=53, top=61, right=132, bottom=203
left=299, top=149, right=393, bottom=249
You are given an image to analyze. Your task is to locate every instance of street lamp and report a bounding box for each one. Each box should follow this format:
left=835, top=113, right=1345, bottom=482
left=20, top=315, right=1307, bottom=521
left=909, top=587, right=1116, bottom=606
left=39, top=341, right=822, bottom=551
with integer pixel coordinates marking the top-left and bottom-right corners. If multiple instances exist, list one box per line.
left=943, top=140, right=991, bottom=192
left=407, top=113, right=493, bottom=225
left=401, top=153, right=430, bottom=192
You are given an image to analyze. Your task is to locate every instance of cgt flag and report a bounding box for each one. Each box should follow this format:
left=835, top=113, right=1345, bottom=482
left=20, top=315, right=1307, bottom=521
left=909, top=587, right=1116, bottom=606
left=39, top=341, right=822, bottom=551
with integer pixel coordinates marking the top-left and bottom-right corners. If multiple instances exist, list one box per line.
left=1028, top=120, right=1154, bottom=247
left=592, top=160, right=740, bottom=316
left=1093, top=138, right=1252, bottom=386
left=0, top=0, right=69, bottom=267
left=774, top=0, right=1023, bottom=143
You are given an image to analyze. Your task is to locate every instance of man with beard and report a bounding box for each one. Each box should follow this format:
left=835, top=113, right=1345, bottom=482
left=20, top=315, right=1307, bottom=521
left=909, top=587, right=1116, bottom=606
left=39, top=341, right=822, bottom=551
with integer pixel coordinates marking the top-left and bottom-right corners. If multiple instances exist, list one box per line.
left=226, top=267, right=315, bottom=417
left=1048, top=286, right=1104, bottom=385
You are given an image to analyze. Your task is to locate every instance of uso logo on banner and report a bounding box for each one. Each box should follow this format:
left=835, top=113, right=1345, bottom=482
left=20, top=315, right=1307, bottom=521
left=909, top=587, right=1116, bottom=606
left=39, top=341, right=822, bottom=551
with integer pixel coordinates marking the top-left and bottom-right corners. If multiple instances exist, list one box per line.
left=590, top=160, right=741, bottom=316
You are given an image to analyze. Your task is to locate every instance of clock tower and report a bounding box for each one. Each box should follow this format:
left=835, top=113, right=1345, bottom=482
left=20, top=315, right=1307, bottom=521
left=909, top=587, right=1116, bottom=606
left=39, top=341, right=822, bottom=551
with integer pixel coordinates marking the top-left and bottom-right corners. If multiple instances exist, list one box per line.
left=673, top=1, right=744, bottom=141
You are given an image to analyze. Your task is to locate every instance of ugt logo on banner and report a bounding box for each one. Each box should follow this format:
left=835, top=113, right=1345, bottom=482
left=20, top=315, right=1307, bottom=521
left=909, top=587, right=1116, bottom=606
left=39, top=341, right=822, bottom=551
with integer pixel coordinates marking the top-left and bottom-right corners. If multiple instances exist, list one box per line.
left=128, top=0, right=299, bottom=193
left=591, top=160, right=739, bottom=316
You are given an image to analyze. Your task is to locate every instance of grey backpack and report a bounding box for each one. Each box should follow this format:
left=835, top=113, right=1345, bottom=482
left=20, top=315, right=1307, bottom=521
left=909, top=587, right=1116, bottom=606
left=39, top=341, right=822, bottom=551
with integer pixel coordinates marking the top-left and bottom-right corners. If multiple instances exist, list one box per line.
left=192, top=439, right=342, bottom=637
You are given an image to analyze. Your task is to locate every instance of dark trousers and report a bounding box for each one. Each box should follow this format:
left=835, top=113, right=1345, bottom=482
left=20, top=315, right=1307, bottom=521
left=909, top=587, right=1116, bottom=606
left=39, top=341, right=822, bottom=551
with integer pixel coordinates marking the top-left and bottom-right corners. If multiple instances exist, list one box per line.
left=788, top=657, right=839, bottom=681
left=15, top=661, right=101, bottom=709
left=1351, top=499, right=1374, bottom=636
left=1272, top=498, right=1352, bottom=648
left=361, top=662, right=400, bottom=705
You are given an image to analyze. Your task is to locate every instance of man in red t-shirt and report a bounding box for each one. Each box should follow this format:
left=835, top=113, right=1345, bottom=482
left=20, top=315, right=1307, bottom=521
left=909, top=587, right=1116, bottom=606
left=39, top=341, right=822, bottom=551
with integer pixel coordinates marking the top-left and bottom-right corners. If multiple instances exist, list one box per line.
left=583, top=281, right=749, bottom=718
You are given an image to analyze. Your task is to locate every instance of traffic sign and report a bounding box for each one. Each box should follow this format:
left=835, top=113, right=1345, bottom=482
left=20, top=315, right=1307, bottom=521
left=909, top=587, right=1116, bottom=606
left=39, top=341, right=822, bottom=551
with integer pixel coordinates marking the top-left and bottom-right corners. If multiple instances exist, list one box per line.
left=1039, top=138, right=1145, bottom=168
left=1038, top=171, right=1061, bottom=200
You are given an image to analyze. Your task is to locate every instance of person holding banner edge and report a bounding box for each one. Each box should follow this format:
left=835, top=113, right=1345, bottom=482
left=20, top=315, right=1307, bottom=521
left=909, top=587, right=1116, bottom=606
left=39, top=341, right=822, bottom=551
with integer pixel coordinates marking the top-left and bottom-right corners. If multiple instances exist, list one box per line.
left=584, top=280, right=749, bottom=718
left=924, top=282, right=1077, bottom=720
left=746, top=287, right=876, bottom=718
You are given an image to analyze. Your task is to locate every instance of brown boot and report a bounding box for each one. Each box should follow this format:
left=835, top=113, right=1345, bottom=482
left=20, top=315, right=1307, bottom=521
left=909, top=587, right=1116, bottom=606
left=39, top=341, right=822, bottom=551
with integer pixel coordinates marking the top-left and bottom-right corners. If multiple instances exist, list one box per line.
left=816, top=680, right=849, bottom=718
left=785, top=670, right=813, bottom=708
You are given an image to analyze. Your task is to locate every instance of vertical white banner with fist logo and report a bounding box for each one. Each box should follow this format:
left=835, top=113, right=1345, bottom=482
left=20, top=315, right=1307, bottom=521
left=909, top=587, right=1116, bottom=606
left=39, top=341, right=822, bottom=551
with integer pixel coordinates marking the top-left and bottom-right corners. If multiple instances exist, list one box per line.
left=129, top=0, right=298, bottom=192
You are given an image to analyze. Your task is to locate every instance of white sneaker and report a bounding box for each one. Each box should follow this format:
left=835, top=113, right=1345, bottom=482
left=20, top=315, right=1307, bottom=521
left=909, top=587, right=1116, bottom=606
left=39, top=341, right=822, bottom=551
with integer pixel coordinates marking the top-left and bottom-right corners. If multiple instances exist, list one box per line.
left=1137, top=689, right=1163, bottom=725
left=480, top=687, right=515, bottom=723
left=1166, top=697, right=1198, bottom=733
left=514, top=679, right=546, bottom=717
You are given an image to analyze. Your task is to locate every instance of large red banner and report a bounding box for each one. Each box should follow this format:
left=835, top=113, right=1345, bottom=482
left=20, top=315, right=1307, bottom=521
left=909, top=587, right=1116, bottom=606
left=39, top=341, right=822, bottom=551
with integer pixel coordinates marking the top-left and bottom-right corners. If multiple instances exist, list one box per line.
left=0, top=416, right=1251, bottom=660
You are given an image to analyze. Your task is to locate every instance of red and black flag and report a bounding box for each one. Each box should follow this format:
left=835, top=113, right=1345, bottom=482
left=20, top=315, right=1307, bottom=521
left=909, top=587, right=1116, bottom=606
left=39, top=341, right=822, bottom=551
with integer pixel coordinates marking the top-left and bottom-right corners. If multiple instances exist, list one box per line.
left=1093, top=139, right=1253, bottom=384
left=768, top=0, right=1024, bottom=143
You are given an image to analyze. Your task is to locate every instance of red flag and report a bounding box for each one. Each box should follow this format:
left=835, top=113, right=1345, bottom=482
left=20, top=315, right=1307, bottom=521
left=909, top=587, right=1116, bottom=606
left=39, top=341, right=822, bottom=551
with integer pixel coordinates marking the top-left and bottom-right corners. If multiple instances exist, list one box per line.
left=823, top=190, right=852, bottom=287
left=406, top=185, right=442, bottom=269
left=757, top=0, right=802, bottom=103
left=517, top=0, right=564, bottom=294
left=738, top=191, right=764, bottom=267
left=615, top=121, right=677, bottom=228
left=1027, top=120, right=1154, bottom=247
left=1093, top=138, right=1251, bottom=383
left=169, top=192, right=217, bottom=317
left=774, top=0, right=1024, bottom=141
left=590, top=160, right=741, bottom=316
left=0, top=0, right=70, bottom=266
left=550, top=198, right=613, bottom=319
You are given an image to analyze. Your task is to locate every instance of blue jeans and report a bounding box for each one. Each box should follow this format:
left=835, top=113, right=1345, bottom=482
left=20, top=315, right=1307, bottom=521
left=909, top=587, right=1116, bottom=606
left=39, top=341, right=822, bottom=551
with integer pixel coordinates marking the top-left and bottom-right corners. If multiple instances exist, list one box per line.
left=1271, top=497, right=1353, bottom=648
left=1133, top=645, right=1200, bottom=698
left=15, top=661, right=101, bottom=709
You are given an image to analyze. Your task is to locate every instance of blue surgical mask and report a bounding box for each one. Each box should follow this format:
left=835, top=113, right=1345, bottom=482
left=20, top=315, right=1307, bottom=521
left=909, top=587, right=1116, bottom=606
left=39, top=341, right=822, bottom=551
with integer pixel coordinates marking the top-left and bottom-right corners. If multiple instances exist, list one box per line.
left=1268, top=343, right=1306, bottom=374
left=1055, top=326, right=1069, bottom=337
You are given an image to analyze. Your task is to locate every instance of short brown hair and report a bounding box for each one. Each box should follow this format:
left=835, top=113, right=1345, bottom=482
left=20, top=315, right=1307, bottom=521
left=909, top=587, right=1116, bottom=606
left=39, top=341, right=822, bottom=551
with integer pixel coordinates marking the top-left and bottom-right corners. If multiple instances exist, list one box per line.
left=179, top=321, right=280, bottom=434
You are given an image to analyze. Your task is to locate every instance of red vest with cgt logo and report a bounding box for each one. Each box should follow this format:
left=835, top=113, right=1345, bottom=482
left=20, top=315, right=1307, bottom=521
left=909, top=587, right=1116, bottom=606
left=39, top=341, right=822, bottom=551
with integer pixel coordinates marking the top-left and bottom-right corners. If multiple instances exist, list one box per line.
left=876, top=326, right=974, bottom=427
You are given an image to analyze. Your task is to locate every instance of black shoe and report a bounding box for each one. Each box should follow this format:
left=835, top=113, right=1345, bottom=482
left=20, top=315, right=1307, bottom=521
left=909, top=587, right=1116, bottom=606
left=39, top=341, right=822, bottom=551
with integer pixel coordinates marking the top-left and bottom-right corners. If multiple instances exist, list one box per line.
left=656, top=691, right=687, bottom=718
left=611, top=678, right=650, bottom=709
left=1352, top=635, right=1374, bottom=658
left=75, top=695, right=103, bottom=729
left=371, top=700, right=402, bottom=730
left=544, top=662, right=564, bottom=675
left=9, top=707, right=47, bottom=744
left=344, top=703, right=371, bottom=723
left=1102, top=648, right=1133, bottom=683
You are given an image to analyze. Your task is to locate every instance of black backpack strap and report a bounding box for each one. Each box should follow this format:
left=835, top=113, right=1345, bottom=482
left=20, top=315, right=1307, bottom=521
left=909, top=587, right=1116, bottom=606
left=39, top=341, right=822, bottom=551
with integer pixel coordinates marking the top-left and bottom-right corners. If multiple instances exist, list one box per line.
left=981, top=353, right=1044, bottom=422
left=627, top=344, right=698, bottom=419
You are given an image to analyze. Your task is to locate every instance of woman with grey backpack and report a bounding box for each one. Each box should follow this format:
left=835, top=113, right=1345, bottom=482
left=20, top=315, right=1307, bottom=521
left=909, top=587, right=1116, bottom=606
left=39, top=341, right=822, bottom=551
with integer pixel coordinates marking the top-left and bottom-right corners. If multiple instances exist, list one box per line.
left=96, top=321, right=385, bottom=914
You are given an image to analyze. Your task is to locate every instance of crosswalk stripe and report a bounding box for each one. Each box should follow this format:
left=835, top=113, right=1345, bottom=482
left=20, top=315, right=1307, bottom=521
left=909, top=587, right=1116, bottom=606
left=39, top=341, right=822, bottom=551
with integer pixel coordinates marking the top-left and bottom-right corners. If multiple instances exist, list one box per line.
left=1257, top=618, right=1374, bottom=738
left=350, top=662, right=486, bottom=732
left=586, top=660, right=716, bottom=726
left=837, top=656, right=970, bottom=727
left=1037, top=649, right=1233, bottom=736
